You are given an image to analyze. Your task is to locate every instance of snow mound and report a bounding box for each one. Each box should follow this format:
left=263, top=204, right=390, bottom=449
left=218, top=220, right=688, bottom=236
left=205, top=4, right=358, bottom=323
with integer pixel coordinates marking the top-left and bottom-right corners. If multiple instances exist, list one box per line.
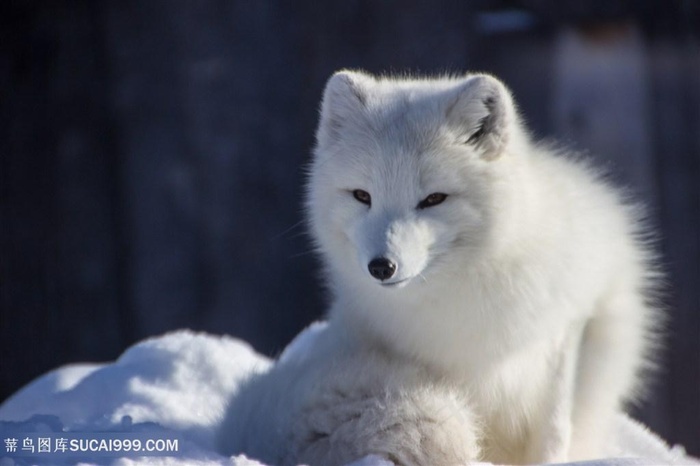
left=0, top=326, right=697, bottom=466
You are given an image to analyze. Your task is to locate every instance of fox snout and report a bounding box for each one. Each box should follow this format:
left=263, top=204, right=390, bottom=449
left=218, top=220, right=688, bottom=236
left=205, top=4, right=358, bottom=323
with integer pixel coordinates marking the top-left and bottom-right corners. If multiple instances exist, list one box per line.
left=354, top=215, right=436, bottom=287
left=368, top=257, right=397, bottom=281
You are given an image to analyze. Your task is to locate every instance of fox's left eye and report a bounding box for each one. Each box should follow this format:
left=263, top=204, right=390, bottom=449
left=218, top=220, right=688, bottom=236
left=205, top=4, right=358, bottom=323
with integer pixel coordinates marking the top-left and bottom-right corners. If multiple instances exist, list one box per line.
left=417, top=193, right=448, bottom=209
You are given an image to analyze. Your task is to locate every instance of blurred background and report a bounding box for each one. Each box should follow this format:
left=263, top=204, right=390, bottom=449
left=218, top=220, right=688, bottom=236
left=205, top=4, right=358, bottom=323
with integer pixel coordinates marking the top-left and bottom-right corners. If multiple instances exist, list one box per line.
left=1, top=0, right=698, bottom=456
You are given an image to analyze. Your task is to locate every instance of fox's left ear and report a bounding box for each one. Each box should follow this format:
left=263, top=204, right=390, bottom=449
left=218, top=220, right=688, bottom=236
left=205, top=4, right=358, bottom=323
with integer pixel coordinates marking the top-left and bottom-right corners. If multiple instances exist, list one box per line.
left=446, top=74, right=516, bottom=160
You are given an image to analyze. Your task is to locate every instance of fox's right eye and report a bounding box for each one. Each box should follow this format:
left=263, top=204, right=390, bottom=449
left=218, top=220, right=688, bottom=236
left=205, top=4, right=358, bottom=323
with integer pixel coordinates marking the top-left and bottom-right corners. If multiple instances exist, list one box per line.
left=352, top=189, right=371, bottom=206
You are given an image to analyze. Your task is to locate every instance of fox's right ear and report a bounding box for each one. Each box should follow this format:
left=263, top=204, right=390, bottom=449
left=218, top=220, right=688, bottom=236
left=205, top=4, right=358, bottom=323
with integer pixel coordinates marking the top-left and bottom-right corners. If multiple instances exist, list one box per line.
left=316, top=70, right=372, bottom=148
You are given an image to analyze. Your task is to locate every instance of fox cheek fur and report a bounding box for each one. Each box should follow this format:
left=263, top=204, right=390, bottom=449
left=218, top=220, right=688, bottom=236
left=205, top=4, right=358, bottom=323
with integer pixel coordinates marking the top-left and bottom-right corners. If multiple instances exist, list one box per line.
left=314, top=175, right=487, bottom=287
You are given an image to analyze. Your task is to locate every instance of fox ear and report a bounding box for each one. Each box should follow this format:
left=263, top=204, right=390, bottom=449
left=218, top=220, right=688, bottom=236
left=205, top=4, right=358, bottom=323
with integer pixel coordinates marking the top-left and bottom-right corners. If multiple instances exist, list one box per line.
left=446, top=74, right=515, bottom=160
left=316, top=70, right=372, bottom=148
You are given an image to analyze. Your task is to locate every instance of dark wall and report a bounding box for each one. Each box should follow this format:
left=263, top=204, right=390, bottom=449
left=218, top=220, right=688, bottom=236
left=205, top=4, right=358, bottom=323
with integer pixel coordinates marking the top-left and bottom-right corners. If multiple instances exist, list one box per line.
left=1, top=0, right=698, bottom=456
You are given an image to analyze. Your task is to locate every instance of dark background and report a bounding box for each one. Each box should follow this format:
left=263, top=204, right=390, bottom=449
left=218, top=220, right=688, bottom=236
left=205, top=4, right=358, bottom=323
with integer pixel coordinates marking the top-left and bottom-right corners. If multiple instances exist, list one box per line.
left=1, top=0, right=698, bottom=457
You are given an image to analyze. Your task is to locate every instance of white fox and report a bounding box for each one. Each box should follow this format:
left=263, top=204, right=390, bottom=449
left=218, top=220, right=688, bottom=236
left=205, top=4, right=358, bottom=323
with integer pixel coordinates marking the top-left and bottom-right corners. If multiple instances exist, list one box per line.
left=218, top=70, right=659, bottom=465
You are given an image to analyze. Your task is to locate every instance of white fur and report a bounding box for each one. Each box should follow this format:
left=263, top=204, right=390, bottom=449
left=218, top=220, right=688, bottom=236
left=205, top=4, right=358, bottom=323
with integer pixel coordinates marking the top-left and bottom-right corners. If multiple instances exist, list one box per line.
left=218, top=71, right=660, bottom=465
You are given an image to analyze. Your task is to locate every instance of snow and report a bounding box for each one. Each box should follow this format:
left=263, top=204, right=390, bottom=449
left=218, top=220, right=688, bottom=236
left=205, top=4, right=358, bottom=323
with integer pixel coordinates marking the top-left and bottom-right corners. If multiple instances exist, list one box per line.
left=1, top=327, right=697, bottom=466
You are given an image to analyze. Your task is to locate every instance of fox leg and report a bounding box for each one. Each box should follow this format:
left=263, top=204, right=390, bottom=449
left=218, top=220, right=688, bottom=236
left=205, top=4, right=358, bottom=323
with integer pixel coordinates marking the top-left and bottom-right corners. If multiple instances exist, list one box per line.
left=525, top=325, right=582, bottom=463
left=568, top=291, right=651, bottom=460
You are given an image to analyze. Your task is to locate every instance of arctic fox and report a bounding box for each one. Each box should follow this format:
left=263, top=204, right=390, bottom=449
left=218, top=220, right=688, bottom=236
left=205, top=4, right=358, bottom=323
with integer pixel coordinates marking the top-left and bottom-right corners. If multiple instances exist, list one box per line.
left=218, top=71, right=659, bottom=465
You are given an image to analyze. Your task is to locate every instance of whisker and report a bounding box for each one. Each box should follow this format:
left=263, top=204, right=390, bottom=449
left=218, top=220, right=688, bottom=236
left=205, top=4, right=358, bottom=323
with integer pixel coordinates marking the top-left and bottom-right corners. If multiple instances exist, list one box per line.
left=272, top=220, right=305, bottom=240
left=289, top=249, right=317, bottom=259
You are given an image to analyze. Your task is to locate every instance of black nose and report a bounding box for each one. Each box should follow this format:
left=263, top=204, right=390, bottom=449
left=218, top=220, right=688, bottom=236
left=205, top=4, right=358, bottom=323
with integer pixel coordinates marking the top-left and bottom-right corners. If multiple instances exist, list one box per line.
left=368, top=257, right=397, bottom=281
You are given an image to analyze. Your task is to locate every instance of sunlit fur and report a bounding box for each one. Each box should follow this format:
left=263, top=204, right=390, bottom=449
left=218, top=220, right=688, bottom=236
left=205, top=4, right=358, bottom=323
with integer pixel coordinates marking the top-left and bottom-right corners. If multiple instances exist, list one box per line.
left=218, top=70, right=660, bottom=465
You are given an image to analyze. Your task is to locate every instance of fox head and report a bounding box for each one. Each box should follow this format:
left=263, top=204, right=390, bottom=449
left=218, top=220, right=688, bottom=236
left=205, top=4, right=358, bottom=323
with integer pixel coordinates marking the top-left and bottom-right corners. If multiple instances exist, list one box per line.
left=307, top=70, right=525, bottom=293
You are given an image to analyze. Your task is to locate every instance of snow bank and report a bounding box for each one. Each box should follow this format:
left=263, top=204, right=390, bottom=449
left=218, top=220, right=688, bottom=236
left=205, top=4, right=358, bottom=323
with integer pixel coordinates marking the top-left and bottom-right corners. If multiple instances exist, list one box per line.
left=0, top=327, right=697, bottom=466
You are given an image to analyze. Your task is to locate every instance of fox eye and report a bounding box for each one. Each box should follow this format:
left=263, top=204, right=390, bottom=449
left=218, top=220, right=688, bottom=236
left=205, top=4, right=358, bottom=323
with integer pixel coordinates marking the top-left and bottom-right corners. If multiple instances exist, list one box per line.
left=352, top=189, right=371, bottom=206
left=417, top=193, right=448, bottom=209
